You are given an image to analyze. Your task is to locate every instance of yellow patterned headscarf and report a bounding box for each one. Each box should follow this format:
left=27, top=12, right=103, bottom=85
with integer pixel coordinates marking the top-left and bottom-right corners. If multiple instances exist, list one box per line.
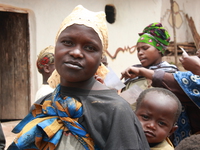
left=48, top=5, right=109, bottom=88
left=55, top=5, right=108, bottom=53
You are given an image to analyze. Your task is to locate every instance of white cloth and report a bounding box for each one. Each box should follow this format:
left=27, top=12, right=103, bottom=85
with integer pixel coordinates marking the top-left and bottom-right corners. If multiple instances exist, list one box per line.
left=55, top=133, right=85, bottom=150
left=34, top=84, right=54, bottom=101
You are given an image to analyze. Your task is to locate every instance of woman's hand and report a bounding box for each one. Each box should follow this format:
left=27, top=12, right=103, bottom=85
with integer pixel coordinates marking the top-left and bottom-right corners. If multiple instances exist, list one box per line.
left=179, top=52, right=200, bottom=75
left=121, top=67, right=154, bottom=80
left=120, top=67, right=140, bottom=80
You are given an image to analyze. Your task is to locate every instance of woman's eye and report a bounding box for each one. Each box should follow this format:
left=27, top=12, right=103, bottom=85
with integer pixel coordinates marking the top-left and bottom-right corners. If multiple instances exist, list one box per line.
left=143, top=46, right=149, bottom=50
left=137, top=46, right=149, bottom=52
left=62, top=40, right=73, bottom=46
left=84, top=45, right=96, bottom=51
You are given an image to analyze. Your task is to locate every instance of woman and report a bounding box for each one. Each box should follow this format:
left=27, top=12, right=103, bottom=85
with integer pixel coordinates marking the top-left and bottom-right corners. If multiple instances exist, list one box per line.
left=122, top=22, right=178, bottom=92
left=8, top=5, right=149, bottom=150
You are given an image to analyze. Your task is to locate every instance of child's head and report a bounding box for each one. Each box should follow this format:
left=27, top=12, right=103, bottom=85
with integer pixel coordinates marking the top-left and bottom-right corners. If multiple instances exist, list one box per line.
left=135, top=87, right=182, bottom=144
left=36, top=45, right=55, bottom=76
left=175, top=134, right=200, bottom=150
left=54, top=5, right=108, bottom=84
left=136, top=22, right=170, bottom=67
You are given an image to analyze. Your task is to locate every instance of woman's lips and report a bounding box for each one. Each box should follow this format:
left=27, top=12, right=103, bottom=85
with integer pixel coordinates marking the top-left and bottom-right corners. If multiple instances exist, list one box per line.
left=64, top=61, right=83, bottom=70
left=140, top=58, right=147, bottom=64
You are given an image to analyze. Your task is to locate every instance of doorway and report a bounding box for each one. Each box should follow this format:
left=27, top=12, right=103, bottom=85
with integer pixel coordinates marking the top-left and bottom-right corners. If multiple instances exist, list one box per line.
left=0, top=11, right=30, bottom=120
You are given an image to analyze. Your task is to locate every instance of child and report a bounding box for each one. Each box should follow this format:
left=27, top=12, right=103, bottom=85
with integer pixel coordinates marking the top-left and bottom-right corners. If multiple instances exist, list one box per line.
left=122, top=22, right=178, bottom=92
left=121, top=50, right=200, bottom=145
left=8, top=5, right=149, bottom=150
left=35, top=45, right=55, bottom=101
left=135, top=87, right=182, bottom=150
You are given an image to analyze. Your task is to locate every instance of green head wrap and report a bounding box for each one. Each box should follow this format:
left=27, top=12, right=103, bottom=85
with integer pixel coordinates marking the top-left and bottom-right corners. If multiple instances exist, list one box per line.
left=137, top=22, right=170, bottom=55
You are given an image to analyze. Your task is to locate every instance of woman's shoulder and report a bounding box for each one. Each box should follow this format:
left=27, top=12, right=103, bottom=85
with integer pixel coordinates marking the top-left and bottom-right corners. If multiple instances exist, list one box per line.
left=30, top=93, right=52, bottom=112
left=149, top=61, right=179, bottom=73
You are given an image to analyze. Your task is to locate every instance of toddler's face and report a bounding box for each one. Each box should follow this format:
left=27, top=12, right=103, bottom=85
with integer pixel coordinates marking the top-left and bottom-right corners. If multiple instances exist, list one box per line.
left=135, top=92, right=177, bottom=144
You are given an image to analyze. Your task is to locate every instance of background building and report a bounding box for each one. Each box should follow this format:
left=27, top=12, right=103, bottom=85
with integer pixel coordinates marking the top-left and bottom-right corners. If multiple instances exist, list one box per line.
left=0, top=0, right=199, bottom=119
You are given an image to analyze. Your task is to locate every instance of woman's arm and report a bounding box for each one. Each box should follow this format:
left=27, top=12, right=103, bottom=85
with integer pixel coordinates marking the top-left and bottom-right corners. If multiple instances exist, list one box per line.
left=179, top=52, right=200, bottom=75
left=121, top=66, right=154, bottom=80
left=121, top=67, right=188, bottom=100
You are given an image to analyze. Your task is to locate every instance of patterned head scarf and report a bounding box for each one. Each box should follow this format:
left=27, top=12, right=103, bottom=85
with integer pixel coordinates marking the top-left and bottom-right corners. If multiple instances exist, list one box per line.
left=55, top=5, right=108, bottom=53
left=48, top=5, right=109, bottom=88
left=137, top=22, right=170, bottom=55
left=36, top=45, right=55, bottom=73
left=174, top=71, right=200, bottom=108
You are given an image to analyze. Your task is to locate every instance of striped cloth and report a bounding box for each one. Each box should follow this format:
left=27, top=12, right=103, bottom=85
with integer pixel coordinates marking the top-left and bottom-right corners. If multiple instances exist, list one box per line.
left=9, top=85, right=99, bottom=150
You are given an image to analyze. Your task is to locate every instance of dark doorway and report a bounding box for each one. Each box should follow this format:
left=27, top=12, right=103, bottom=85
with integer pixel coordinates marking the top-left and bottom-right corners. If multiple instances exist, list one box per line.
left=0, top=11, right=30, bottom=120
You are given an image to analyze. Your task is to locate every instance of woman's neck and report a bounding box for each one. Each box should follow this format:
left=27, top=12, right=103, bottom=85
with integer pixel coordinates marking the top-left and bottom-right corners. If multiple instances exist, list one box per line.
left=60, top=77, right=108, bottom=90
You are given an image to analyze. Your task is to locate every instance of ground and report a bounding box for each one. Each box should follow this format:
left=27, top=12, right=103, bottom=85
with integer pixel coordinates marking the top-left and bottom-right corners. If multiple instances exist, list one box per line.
left=1, top=120, right=20, bottom=149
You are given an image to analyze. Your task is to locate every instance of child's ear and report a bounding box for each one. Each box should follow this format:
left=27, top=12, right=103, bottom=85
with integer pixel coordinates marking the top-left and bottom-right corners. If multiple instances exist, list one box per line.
left=168, top=125, right=178, bottom=137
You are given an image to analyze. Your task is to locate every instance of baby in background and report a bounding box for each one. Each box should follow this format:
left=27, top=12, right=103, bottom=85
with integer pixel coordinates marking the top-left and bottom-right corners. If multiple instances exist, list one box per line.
left=135, top=87, right=182, bottom=150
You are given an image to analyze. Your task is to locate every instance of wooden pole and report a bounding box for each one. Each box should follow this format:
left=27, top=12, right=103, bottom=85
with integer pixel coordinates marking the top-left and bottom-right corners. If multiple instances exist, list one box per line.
left=170, top=0, right=178, bottom=66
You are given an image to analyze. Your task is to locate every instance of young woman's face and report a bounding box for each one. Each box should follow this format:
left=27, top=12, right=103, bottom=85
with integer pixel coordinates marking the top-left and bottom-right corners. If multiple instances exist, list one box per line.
left=137, top=42, right=162, bottom=67
left=135, top=92, right=177, bottom=144
left=55, top=24, right=103, bottom=85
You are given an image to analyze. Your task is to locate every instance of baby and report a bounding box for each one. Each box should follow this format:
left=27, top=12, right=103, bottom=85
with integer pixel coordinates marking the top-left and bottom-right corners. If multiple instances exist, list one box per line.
left=135, top=87, right=182, bottom=150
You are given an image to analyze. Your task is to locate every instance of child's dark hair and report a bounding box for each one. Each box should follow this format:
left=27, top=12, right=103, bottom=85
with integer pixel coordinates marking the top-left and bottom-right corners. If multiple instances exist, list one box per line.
left=175, top=134, right=200, bottom=150
left=136, top=87, right=182, bottom=123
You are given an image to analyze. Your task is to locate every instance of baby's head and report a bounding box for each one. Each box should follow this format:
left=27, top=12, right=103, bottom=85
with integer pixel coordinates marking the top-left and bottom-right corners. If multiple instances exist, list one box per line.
left=135, top=87, right=182, bottom=144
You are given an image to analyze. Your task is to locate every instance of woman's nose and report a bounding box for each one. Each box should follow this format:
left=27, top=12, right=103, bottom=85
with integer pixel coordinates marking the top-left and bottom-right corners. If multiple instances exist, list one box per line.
left=138, top=49, right=144, bottom=55
left=69, top=47, right=83, bottom=58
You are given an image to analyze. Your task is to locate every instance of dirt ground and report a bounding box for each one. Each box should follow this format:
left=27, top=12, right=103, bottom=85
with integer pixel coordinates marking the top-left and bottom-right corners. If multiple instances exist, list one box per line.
left=1, top=120, right=21, bottom=149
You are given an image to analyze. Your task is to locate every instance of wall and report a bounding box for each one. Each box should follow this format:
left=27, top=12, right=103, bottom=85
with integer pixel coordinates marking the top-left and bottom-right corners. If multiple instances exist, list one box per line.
left=161, top=0, right=200, bottom=43
left=105, top=0, right=162, bottom=77
left=0, top=0, right=162, bottom=104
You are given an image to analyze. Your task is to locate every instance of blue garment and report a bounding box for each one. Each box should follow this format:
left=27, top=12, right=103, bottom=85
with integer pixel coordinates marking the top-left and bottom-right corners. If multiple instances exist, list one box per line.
left=173, top=106, right=191, bottom=146
left=173, top=71, right=200, bottom=146
left=8, top=85, right=99, bottom=150
left=174, top=71, right=200, bottom=108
